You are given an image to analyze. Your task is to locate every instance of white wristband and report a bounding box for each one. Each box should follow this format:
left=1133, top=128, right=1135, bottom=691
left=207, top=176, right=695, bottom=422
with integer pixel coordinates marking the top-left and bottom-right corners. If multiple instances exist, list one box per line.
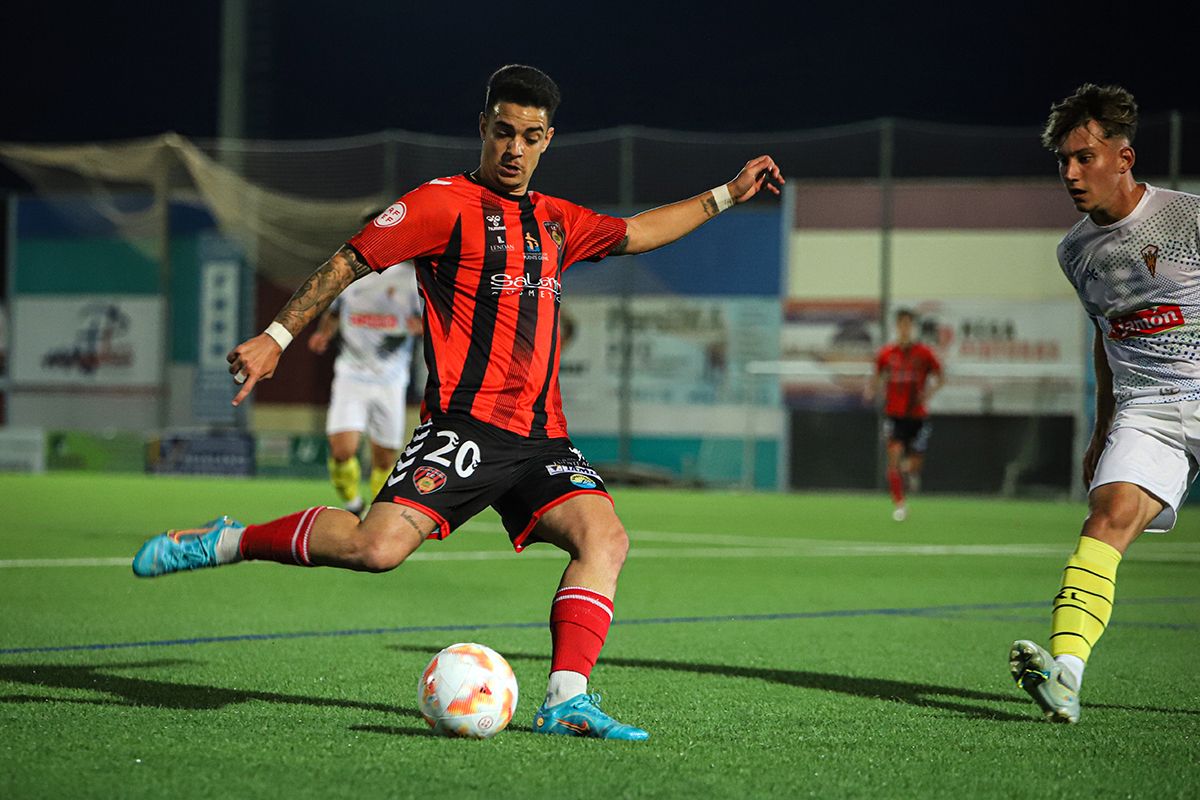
left=264, top=321, right=293, bottom=351
left=711, top=183, right=735, bottom=213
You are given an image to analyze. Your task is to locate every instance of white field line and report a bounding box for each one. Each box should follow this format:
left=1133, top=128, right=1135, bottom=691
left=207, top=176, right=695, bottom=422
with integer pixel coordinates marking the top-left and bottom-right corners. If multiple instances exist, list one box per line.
left=465, top=521, right=1200, bottom=557
left=3, top=539, right=1199, bottom=568
left=0, top=557, right=133, bottom=568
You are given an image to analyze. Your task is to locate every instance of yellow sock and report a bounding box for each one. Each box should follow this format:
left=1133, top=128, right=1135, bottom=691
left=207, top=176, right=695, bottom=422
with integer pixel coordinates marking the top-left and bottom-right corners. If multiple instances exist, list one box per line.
left=1050, top=536, right=1121, bottom=662
left=369, top=466, right=391, bottom=501
left=328, top=457, right=361, bottom=503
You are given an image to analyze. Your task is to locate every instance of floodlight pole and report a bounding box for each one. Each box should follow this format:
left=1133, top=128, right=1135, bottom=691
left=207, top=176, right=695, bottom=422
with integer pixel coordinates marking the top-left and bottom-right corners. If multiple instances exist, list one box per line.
left=219, top=0, right=248, bottom=152
left=617, top=127, right=636, bottom=469
left=383, top=131, right=399, bottom=203
left=155, top=147, right=173, bottom=431
left=876, top=118, right=895, bottom=490
left=218, top=0, right=257, bottom=431
left=1167, top=110, right=1182, bottom=190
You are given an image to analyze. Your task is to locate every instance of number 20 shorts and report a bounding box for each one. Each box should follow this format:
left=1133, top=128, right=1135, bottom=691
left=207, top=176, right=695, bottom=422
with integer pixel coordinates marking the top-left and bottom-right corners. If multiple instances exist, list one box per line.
left=374, top=413, right=612, bottom=551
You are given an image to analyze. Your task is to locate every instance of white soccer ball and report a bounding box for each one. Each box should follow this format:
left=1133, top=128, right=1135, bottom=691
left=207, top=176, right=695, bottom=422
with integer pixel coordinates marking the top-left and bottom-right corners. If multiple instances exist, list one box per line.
left=417, top=642, right=519, bottom=738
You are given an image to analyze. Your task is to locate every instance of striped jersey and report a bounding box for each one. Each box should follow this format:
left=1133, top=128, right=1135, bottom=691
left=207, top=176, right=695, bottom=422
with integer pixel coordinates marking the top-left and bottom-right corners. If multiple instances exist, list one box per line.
left=875, top=342, right=942, bottom=418
left=329, top=263, right=422, bottom=384
left=1058, top=184, right=1200, bottom=405
left=347, top=173, right=627, bottom=438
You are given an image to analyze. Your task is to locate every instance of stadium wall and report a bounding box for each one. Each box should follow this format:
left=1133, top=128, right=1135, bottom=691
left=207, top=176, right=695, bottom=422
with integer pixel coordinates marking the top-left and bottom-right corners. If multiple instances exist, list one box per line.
left=789, top=180, right=1080, bottom=300
left=785, top=179, right=1092, bottom=494
left=6, top=198, right=221, bottom=432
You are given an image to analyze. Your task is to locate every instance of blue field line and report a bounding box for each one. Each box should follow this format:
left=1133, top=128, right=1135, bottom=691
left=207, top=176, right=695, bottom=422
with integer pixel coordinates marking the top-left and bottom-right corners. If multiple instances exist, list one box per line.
left=1, top=596, right=1195, bottom=656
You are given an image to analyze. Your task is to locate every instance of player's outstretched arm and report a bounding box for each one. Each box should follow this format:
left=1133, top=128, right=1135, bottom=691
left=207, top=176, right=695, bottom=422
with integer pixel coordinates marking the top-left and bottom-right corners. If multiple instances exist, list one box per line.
left=614, top=156, right=784, bottom=256
left=227, top=246, right=370, bottom=406
left=1082, top=320, right=1116, bottom=487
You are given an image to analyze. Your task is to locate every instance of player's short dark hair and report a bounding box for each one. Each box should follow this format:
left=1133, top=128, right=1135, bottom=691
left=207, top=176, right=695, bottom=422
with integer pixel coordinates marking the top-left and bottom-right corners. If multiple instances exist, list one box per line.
left=1041, top=84, right=1138, bottom=151
left=895, top=308, right=916, bottom=322
left=483, top=65, right=561, bottom=121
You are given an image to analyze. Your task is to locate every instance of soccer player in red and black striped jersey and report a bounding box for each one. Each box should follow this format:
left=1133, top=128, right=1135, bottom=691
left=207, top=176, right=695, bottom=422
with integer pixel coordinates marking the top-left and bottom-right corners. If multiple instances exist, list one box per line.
left=864, top=308, right=943, bottom=521
left=132, top=65, right=784, bottom=740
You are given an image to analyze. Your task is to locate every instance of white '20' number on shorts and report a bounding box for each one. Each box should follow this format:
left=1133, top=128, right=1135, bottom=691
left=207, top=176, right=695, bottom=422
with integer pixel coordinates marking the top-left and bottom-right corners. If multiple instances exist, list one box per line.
left=425, top=430, right=481, bottom=478
left=455, top=441, right=481, bottom=478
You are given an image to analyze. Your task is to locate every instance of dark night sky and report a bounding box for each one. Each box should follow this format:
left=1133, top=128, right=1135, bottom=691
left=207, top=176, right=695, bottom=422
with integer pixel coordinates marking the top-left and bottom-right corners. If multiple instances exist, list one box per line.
left=2, top=2, right=1194, bottom=144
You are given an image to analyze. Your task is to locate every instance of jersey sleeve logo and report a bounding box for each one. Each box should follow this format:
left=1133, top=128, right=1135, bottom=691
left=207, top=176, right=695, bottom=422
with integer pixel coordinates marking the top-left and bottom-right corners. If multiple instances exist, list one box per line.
left=1108, top=304, right=1184, bottom=340
left=374, top=202, right=407, bottom=227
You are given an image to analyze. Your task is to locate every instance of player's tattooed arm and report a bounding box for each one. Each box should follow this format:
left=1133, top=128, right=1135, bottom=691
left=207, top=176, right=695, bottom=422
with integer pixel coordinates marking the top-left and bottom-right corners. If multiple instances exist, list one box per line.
left=609, top=234, right=631, bottom=256
left=228, top=245, right=370, bottom=406
left=701, top=193, right=722, bottom=218
left=274, top=246, right=369, bottom=336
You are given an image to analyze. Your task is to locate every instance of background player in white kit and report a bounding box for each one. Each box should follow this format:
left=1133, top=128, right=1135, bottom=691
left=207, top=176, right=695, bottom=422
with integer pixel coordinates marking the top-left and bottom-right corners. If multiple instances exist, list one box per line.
left=308, top=252, right=423, bottom=515
left=1009, top=84, right=1200, bottom=723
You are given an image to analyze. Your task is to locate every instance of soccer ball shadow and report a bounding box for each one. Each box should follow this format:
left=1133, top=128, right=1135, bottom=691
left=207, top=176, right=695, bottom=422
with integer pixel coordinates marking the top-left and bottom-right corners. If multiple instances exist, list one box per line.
left=388, top=644, right=1027, bottom=724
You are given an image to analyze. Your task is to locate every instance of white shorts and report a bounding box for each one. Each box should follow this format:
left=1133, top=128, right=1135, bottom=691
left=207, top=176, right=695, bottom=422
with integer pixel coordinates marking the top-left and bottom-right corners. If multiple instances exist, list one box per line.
left=325, top=374, right=409, bottom=450
left=1091, top=399, right=1200, bottom=532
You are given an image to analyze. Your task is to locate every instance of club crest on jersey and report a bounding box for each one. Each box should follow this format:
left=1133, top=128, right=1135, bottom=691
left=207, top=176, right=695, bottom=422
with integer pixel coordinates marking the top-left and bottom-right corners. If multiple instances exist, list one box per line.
left=1108, top=304, right=1184, bottom=340
left=543, top=220, right=565, bottom=249
left=412, top=466, right=447, bottom=495
left=1140, top=244, right=1160, bottom=276
left=374, top=203, right=407, bottom=227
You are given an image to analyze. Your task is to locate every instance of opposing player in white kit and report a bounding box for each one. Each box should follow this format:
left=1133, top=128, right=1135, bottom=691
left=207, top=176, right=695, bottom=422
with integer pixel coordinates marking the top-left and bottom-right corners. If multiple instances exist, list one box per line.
left=308, top=259, right=423, bottom=515
left=1009, top=84, right=1200, bottom=723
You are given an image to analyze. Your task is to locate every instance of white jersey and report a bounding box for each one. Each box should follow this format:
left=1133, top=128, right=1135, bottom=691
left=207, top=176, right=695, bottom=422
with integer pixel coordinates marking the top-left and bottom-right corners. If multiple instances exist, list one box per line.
left=330, top=262, right=422, bottom=384
left=1058, top=184, right=1200, bottom=405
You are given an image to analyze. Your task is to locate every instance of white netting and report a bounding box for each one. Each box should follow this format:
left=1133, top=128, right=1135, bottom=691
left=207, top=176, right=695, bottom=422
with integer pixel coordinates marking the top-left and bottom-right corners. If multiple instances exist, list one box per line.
left=0, top=133, right=388, bottom=285
left=2, top=115, right=1187, bottom=284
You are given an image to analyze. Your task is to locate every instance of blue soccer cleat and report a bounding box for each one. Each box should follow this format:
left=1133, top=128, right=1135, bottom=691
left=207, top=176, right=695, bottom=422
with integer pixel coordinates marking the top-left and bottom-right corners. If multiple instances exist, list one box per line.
left=532, top=693, right=649, bottom=741
left=1009, top=639, right=1081, bottom=724
left=132, top=516, right=242, bottom=578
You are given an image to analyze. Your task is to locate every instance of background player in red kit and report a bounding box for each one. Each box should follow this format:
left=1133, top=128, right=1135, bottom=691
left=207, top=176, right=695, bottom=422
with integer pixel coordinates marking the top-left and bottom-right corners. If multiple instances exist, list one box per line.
left=864, top=308, right=943, bottom=521
left=132, top=65, right=784, bottom=740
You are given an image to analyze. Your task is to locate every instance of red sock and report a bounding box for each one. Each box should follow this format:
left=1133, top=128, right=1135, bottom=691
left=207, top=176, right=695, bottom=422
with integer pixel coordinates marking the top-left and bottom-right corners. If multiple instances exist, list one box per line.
left=239, top=507, right=327, bottom=566
left=887, top=468, right=905, bottom=505
left=549, top=586, right=614, bottom=678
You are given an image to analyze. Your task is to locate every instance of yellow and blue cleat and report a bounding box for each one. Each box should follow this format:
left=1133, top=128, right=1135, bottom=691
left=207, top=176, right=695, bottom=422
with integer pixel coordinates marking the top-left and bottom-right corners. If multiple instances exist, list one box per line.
left=532, top=693, right=649, bottom=741
left=132, top=516, right=242, bottom=578
left=1009, top=639, right=1080, bottom=724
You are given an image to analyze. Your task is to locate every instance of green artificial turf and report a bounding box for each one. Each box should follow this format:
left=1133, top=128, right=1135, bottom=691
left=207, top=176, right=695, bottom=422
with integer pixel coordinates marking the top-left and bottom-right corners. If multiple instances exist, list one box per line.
left=0, top=474, right=1197, bottom=799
